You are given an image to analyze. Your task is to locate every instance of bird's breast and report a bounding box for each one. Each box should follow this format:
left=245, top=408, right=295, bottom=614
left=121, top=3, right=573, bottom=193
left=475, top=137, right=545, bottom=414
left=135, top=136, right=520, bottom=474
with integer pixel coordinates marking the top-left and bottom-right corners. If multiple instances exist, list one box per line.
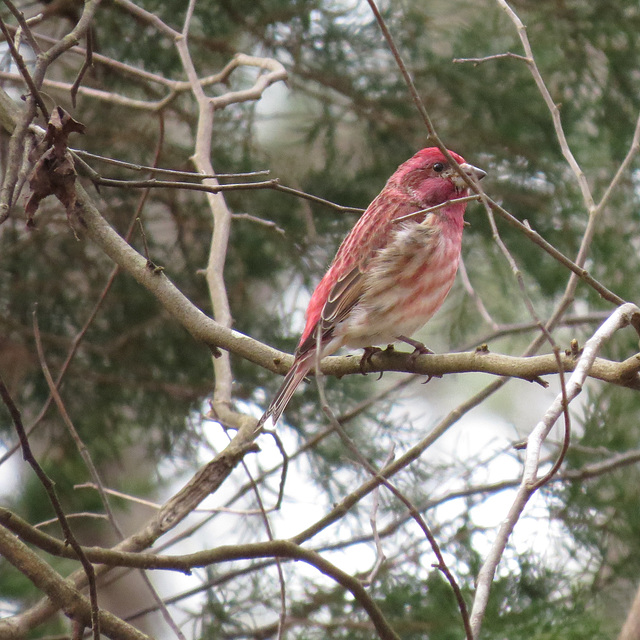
left=336, top=221, right=462, bottom=349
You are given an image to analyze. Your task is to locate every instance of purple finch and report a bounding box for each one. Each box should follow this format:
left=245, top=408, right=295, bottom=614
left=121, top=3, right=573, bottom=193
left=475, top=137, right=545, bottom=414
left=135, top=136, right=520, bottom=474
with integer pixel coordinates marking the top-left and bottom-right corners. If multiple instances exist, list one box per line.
left=261, top=147, right=485, bottom=427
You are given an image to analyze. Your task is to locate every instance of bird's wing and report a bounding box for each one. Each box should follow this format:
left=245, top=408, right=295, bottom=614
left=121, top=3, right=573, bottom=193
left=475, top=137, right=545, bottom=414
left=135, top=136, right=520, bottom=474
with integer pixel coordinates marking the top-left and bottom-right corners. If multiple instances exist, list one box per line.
left=296, top=192, right=421, bottom=356
left=296, top=264, right=365, bottom=358
left=323, top=263, right=364, bottom=327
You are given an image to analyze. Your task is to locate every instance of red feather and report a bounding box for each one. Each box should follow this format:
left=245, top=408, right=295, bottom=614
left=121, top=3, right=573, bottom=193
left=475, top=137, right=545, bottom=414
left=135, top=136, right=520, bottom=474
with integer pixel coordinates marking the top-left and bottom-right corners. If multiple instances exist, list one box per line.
left=260, top=147, right=485, bottom=427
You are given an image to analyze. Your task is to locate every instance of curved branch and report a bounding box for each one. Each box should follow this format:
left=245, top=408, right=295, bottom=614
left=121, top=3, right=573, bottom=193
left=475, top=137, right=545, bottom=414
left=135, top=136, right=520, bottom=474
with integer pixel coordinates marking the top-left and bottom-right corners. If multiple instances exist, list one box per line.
left=0, top=525, right=150, bottom=640
left=0, top=523, right=400, bottom=640
left=469, top=303, right=640, bottom=638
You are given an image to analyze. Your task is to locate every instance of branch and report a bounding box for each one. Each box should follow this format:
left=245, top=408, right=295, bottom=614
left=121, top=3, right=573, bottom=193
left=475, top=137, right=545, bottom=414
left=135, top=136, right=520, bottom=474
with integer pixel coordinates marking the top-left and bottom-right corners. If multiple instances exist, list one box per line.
left=0, top=16, right=48, bottom=119
left=315, top=378, right=472, bottom=639
left=496, top=0, right=595, bottom=211
left=469, top=303, right=640, bottom=638
left=42, top=182, right=640, bottom=389
left=209, top=53, right=288, bottom=110
left=0, top=524, right=150, bottom=640
left=0, top=375, right=101, bottom=640
left=322, top=349, right=640, bottom=390
left=618, top=581, right=640, bottom=640
left=0, top=531, right=401, bottom=640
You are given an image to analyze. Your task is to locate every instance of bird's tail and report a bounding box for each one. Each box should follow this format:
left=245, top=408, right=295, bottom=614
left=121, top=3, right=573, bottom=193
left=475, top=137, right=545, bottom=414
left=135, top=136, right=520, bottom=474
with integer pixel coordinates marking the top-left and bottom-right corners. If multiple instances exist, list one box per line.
left=257, top=354, right=313, bottom=431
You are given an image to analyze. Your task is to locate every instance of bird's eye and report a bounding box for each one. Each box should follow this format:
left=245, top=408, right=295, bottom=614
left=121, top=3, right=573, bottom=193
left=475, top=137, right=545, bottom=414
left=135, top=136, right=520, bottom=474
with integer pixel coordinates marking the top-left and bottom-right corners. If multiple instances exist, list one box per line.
left=433, top=162, right=445, bottom=173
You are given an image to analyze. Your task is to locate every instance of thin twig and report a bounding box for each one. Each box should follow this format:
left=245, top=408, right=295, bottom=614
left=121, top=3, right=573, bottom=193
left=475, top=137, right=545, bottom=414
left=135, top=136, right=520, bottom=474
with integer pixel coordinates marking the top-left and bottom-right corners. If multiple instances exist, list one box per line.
left=112, top=0, right=180, bottom=39
left=81, top=169, right=364, bottom=214
left=394, top=195, right=480, bottom=222
left=70, top=28, right=93, bottom=108
left=364, top=0, right=436, bottom=139
left=258, top=428, right=290, bottom=511
left=88, top=175, right=279, bottom=193
left=363, top=0, right=483, bottom=195
left=453, top=52, right=530, bottom=65
left=481, top=197, right=572, bottom=482
left=496, top=0, right=594, bottom=211
left=72, top=148, right=270, bottom=179
left=0, top=375, right=101, bottom=640
left=231, top=212, right=286, bottom=235
left=71, top=150, right=362, bottom=212
left=3, top=0, right=43, bottom=55
left=458, top=256, right=499, bottom=330
left=364, top=446, right=395, bottom=586
left=485, top=195, right=623, bottom=307
left=234, top=432, right=288, bottom=640
left=596, top=111, right=640, bottom=214
left=458, top=311, right=612, bottom=352
left=33, top=313, right=121, bottom=534
left=313, top=362, right=472, bottom=640
left=35, top=512, right=110, bottom=528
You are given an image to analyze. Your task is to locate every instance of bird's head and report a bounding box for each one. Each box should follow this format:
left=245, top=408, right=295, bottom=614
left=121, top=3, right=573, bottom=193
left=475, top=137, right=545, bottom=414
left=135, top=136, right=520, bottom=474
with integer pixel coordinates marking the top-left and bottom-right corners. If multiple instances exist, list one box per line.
left=393, top=147, right=486, bottom=207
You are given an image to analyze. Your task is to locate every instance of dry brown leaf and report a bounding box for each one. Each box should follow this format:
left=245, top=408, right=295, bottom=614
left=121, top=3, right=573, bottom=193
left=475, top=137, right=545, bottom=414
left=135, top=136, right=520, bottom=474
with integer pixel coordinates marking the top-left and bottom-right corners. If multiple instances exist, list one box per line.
left=25, top=106, right=85, bottom=227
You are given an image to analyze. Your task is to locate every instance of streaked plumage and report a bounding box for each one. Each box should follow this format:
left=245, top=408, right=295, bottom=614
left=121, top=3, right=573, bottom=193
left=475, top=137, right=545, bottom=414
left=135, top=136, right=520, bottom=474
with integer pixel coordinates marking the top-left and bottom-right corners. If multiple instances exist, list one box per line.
left=260, top=147, right=486, bottom=427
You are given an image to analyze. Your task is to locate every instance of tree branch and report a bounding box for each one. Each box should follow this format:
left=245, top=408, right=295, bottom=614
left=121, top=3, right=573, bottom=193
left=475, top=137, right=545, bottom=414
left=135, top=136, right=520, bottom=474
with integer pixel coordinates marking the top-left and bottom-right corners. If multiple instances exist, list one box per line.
left=0, top=524, right=148, bottom=640
left=470, top=303, right=640, bottom=637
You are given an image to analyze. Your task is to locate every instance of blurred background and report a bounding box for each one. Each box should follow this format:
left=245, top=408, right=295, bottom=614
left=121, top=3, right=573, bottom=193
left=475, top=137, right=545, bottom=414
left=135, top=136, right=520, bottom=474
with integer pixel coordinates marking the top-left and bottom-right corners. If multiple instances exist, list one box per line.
left=1, top=1, right=640, bottom=638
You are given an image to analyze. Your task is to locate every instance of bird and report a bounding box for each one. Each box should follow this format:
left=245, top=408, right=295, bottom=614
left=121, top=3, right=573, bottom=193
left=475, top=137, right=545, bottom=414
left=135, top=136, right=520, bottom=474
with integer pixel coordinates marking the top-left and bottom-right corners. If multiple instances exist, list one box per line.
left=259, top=147, right=486, bottom=429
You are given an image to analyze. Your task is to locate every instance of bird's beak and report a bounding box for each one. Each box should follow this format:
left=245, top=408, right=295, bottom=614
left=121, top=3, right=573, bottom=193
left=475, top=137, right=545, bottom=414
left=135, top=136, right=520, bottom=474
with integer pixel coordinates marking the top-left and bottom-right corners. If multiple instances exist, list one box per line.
left=451, top=162, right=486, bottom=191
left=460, top=163, right=486, bottom=182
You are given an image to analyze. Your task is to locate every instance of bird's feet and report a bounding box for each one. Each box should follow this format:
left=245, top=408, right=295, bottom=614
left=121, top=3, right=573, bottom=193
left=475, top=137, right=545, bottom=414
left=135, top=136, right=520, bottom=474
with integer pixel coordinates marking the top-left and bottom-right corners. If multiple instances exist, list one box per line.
left=359, top=346, right=382, bottom=375
left=397, top=335, right=433, bottom=363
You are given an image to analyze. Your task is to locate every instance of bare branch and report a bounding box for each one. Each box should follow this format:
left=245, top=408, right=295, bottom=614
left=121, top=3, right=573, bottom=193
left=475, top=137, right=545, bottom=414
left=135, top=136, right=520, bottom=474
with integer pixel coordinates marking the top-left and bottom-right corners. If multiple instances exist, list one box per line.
left=496, top=0, right=595, bottom=211
left=459, top=256, right=499, bottom=330
left=0, top=16, right=48, bottom=119
left=0, top=374, right=101, bottom=640
left=0, top=525, right=149, bottom=640
left=470, top=303, right=640, bottom=637
left=453, top=52, right=530, bottom=65
left=314, top=373, right=472, bottom=640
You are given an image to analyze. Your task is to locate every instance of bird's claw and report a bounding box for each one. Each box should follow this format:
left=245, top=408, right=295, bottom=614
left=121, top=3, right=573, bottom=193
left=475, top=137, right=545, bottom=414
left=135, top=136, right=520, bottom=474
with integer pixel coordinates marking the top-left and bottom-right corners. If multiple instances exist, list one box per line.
left=360, top=346, right=382, bottom=375
left=397, top=335, right=433, bottom=367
